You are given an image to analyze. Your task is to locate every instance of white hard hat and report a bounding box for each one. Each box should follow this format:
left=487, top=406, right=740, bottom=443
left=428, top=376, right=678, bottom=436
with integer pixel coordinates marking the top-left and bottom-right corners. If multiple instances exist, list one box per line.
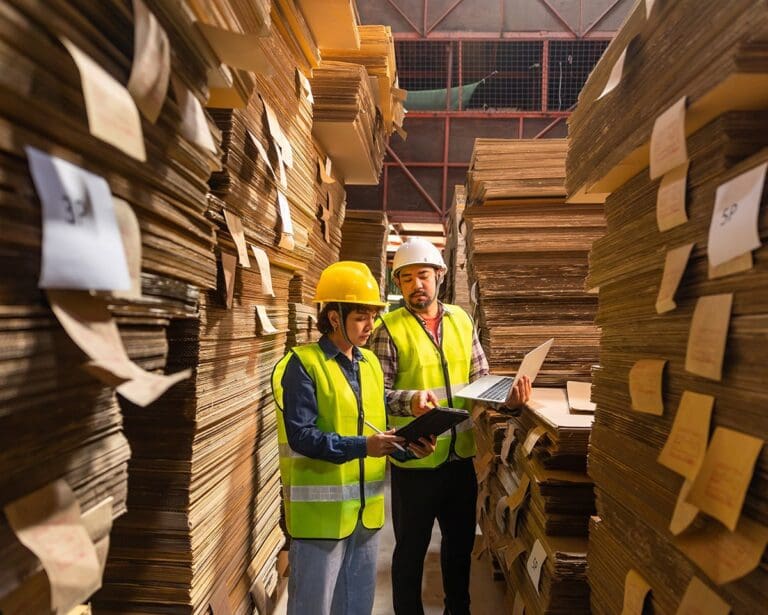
left=393, top=238, right=446, bottom=275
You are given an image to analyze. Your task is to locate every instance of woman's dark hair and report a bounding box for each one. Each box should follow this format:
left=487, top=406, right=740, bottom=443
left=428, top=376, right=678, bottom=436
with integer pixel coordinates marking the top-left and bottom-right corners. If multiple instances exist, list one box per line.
left=317, top=303, right=380, bottom=334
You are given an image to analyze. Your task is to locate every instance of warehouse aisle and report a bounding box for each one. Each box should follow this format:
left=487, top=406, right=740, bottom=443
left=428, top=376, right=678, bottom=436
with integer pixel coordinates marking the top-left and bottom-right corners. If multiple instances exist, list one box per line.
left=274, top=476, right=507, bottom=614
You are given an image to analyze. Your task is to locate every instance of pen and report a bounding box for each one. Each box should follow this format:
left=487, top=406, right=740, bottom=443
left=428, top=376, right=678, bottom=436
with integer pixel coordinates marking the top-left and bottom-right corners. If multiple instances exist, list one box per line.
left=363, top=419, right=407, bottom=453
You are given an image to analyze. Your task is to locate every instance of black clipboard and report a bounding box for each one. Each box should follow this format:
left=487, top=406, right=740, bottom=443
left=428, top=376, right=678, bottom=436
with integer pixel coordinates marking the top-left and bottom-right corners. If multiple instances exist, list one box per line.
left=394, top=407, right=470, bottom=443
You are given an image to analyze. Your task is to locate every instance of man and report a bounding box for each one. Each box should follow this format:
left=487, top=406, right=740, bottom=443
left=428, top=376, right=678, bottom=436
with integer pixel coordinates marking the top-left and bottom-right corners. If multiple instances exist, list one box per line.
left=272, top=261, right=435, bottom=615
left=371, top=238, right=531, bottom=615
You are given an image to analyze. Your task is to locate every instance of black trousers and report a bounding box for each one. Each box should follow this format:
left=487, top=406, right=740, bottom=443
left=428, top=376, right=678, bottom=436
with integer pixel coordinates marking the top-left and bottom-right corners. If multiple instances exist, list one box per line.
left=390, top=458, right=478, bottom=615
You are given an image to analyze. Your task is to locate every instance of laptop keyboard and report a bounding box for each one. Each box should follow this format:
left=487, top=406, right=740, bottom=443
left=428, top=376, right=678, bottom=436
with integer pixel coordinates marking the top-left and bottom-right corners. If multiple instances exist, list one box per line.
left=479, top=377, right=514, bottom=402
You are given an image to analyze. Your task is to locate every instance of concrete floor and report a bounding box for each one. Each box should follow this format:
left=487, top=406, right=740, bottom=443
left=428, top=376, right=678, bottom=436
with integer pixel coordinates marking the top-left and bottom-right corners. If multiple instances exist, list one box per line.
left=274, top=477, right=507, bottom=614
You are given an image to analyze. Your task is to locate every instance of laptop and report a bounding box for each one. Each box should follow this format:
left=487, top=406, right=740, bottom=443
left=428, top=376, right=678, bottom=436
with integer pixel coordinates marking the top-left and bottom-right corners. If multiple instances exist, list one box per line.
left=456, top=338, right=554, bottom=403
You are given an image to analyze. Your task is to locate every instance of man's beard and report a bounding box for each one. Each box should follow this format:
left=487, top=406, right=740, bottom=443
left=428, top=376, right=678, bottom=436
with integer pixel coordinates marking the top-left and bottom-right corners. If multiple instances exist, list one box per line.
left=407, top=290, right=434, bottom=310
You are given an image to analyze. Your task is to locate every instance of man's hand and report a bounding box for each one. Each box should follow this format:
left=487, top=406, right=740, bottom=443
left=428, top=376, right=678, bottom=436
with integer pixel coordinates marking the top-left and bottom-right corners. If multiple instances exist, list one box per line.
left=366, top=429, right=406, bottom=457
left=408, top=435, right=437, bottom=458
left=504, top=375, right=532, bottom=410
left=410, top=390, right=439, bottom=416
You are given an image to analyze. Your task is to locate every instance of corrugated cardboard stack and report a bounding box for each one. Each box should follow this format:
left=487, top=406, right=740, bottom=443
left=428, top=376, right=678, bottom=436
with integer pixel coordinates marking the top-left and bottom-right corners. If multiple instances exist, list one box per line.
left=464, top=139, right=604, bottom=386
left=474, top=388, right=594, bottom=614
left=568, top=1, right=768, bottom=611
left=95, top=4, right=322, bottom=612
left=339, top=210, right=389, bottom=292
left=0, top=0, right=221, bottom=612
left=566, top=0, right=768, bottom=202
left=322, top=24, right=404, bottom=139
left=0, top=0, right=396, bottom=612
left=310, top=60, right=385, bottom=186
left=443, top=185, right=471, bottom=312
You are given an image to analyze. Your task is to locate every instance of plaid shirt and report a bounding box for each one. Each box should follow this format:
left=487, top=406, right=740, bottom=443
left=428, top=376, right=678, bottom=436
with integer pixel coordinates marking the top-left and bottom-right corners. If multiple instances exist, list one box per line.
left=369, top=303, right=489, bottom=416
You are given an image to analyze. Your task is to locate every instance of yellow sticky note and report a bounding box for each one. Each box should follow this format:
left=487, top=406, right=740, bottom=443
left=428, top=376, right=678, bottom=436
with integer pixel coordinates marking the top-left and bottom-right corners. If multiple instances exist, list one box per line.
left=674, top=515, right=768, bottom=585
left=628, top=359, right=666, bottom=415
left=209, top=581, right=230, bottom=614
left=597, top=47, right=627, bottom=100
left=506, top=474, right=531, bottom=512
left=61, top=38, right=146, bottom=161
left=522, top=425, right=547, bottom=457
left=4, top=480, right=101, bottom=613
left=127, top=0, right=171, bottom=123
left=676, top=576, right=730, bottom=615
left=708, top=252, right=752, bottom=280
left=503, top=538, right=526, bottom=571
left=650, top=96, right=688, bottom=180
left=111, top=197, right=142, bottom=300
left=171, top=75, right=217, bottom=153
left=500, top=422, right=516, bottom=466
left=686, top=427, right=763, bottom=531
left=657, top=391, right=714, bottom=480
left=656, top=243, right=694, bottom=313
left=250, top=245, right=275, bottom=297
left=621, top=569, right=652, bottom=615
left=669, top=479, right=699, bottom=536
left=221, top=252, right=237, bottom=309
left=685, top=294, right=733, bottom=381
left=223, top=209, right=251, bottom=267
left=256, top=305, right=278, bottom=335
left=656, top=163, right=689, bottom=232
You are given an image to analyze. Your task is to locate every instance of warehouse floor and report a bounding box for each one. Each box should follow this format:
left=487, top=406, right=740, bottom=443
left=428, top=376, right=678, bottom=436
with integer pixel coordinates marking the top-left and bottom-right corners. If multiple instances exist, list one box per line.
left=274, top=477, right=507, bottom=614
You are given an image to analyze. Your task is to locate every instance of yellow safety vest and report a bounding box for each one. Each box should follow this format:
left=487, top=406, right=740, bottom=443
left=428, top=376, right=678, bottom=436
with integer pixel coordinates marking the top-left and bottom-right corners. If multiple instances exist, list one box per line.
left=272, top=343, right=387, bottom=539
left=377, top=304, right=476, bottom=469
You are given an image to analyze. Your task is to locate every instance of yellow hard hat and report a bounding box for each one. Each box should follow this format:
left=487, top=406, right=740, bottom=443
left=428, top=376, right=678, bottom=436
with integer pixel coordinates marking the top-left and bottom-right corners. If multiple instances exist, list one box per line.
left=313, top=261, right=387, bottom=308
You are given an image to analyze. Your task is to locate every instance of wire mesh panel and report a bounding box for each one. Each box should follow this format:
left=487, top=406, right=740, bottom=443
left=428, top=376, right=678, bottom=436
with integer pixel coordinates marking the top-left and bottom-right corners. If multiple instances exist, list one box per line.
left=395, top=41, right=450, bottom=110
left=460, top=41, right=543, bottom=111
left=395, top=39, right=609, bottom=112
left=547, top=40, right=610, bottom=110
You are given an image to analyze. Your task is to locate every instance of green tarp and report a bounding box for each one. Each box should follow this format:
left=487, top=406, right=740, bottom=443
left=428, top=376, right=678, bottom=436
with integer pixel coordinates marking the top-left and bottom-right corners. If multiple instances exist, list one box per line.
left=404, top=81, right=482, bottom=111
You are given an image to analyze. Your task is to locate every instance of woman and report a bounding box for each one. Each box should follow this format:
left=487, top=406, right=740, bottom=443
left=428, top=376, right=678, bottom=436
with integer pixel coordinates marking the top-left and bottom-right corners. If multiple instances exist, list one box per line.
left=272, top=261, right=435, bottom=615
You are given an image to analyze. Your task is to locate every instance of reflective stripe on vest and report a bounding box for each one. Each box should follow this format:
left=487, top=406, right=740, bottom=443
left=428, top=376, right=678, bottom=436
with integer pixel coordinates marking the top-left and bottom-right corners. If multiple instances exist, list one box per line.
left=271, top=343, right=387, bottom=539
left=286, top=480, right=386, bottom=502
left=378, top=304, right=477, bottom=469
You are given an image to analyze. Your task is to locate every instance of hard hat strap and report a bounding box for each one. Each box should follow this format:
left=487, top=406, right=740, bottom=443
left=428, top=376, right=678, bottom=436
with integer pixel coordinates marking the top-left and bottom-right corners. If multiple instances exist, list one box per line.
left=337, top=302, right=355, bottom=348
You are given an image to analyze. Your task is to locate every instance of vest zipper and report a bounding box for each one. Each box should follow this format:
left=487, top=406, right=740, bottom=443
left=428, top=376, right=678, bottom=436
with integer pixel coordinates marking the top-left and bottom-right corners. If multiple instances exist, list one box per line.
left=410, top=310, right=458, bottom=457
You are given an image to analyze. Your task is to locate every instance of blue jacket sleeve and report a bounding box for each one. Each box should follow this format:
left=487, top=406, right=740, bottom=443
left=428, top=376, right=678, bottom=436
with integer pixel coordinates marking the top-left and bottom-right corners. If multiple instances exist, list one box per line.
left=281, top=354, right=368, bottom=464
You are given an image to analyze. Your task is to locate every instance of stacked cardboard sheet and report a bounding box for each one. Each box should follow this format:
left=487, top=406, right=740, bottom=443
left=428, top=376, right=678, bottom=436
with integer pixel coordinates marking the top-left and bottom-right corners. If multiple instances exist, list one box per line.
left=339, top=210, right=389, bottom=292
left=474, top=387, right=594, bottom=615
left=571, top=4, right=768, bottom=606
left=442, top=185, right=471, bottom=312
left=464, top=139, right=604, bottom=386
left=310, top=61, right=385, bottom=185
left=0, top=0, right=220, bottom=610
left=95, top=1, right=339, bottom=612
left=287, top=303, right=319, bottom=349
left=566, top=0, right=768, bottom=201
left=322, top=25, right=403, bottom=137
left=583, top=112, right=768, bottom=613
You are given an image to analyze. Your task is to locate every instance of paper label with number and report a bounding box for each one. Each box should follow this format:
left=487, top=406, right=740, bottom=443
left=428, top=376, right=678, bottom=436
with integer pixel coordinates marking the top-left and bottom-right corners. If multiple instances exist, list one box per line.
left=707, top=162, right=766, bottom=267
left=526, top=539, right=547, bottom=593
left=28, top=147, right=130, bottom=291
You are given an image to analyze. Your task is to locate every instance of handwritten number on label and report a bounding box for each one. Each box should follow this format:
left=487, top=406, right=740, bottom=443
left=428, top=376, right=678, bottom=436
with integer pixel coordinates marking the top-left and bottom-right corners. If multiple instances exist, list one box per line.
left=720, top=202, right=738, bottom=226
left=63, top=194, right=91, bottom=226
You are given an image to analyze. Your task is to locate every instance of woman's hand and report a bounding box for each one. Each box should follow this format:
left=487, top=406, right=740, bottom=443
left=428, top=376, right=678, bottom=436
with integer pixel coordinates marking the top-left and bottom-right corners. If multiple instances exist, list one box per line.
left=366, top=429, right=406, bottom=457
left=408, top=435, right=437, bottom=458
